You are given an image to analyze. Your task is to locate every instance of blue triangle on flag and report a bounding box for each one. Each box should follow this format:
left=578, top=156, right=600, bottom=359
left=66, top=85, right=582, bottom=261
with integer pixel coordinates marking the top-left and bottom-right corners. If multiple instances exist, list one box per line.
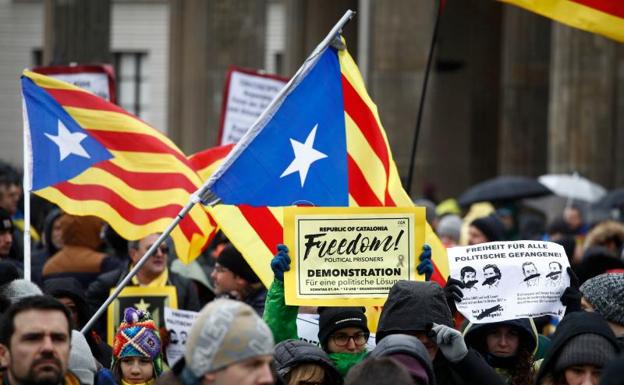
left=22, top=76, right=113, bottom=191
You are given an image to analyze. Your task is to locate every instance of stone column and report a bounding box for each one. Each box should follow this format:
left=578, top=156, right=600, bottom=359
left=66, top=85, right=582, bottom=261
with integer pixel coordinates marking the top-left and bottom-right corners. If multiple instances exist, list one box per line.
left=43, top=0, right=111, bottom=65
left=168, top=0, right=267, bottom=153
left=498, top=6, right=550, bottom=176
left=548, top=24, right=618, bottom=187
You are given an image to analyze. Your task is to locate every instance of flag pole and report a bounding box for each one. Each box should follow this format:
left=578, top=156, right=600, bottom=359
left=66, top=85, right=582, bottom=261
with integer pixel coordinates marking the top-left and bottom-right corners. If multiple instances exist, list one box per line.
left=195, top=9, right=356, bottom=205
left=21, top=98, right=32, bottom=281
left=80, top=196, right=200, bottom=335
left=406, top=0, right=444, bottom=195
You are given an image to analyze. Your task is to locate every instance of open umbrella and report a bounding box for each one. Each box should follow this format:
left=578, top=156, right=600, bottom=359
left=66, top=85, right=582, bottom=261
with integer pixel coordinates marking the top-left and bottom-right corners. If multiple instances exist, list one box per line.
left=458, top=176, right=552, bottom=207
left=538, top=173, right=606, bottom=203
left=593, top=188, right=624, bottom=209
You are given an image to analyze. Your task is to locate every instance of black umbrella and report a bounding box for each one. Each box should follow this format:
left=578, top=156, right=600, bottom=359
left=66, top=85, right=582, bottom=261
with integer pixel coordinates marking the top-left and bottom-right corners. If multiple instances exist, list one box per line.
left=458, top=176, right=552, bottom=207
left=593, top=188, right=624, bottom=209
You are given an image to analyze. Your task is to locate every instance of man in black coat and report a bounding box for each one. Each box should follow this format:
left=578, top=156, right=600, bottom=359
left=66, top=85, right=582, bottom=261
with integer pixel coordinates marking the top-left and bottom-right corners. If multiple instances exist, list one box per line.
left=376, top=280, right=506, bottom=385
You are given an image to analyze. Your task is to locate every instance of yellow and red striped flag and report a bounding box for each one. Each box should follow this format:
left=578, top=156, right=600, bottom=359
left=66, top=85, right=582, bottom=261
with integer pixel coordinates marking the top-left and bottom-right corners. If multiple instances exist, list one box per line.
left=21, top=70, right=216, bottom=262
left=501, top=0, right=624, bottom=42
left=188, top=144, right=234, bottom=182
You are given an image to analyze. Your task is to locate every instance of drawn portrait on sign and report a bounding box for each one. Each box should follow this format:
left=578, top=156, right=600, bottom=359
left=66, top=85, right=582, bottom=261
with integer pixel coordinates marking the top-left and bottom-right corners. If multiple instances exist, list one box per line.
left=460, top=266, right=479, bottom=291
left=522, top=261, right=541, bottom=287
left=545, top=261, right=563, bottom=287
left=482, top=264, right=502, bottom=289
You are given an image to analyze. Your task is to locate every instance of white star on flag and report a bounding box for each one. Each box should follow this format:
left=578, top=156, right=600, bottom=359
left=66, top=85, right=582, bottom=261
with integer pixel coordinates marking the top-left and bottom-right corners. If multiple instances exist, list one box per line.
left=44, top=120, right=91, bottom=161
left=280, top=124, right=328, bottom=187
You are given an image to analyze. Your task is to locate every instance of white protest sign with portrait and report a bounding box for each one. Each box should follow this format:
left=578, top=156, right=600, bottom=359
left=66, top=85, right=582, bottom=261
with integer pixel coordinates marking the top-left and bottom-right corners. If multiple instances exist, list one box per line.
left=218, top=67, right=287, bottom=145
left=164, top=307, right=199, bottom=365
left=447, top=240, right=570, bottom=323
left=284, top=207, right=425, bottom=307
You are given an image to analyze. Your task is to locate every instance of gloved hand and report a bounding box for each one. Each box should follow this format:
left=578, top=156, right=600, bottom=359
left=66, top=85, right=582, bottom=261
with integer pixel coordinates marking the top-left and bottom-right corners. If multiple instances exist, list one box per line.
left=431, top=323, right=468, bottom=363
left=271, top=244, right=291, bottom=282
left=417, top=244, right=434, bottom=281
left=443, top=276, right=464, bottom=316
left=560, top=267, right=582, bottom=313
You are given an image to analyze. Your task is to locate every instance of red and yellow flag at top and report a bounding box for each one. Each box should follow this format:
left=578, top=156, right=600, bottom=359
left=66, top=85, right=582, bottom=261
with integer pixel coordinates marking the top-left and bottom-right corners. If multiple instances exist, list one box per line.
left=22, top=70, right=216, bottom=262
left=501, top=0, right=624, bottom=42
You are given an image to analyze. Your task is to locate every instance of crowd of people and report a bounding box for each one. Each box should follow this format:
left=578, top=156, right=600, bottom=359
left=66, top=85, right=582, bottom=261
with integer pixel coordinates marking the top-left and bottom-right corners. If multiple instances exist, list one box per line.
left=1, top=160, right=624, bottom=385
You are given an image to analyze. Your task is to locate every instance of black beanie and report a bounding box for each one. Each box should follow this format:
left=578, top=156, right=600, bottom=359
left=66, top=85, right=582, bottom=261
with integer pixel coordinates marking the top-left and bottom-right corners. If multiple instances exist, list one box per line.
left=216, top=244, right=261, bottom=284
left=317, top=307, right=369, bottom=350
left=470, top=215, right=505, bottom=242
left=554, top=333, right=617, bottom=373
left=0, top=208, right=13, bottom=232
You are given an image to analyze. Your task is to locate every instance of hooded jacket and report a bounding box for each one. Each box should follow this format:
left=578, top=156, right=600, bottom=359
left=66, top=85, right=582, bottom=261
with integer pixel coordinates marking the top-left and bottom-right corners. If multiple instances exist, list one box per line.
left=42, top=215, right=120, bottom=288
left=43, top=277, right=113, bottom=368
left=369, top=334, right=436, bottom=385
left=274, top=339, right=342, bottom=385
left=376, top=281, right=506, bottom=385
left=463, top=318, right=538, bottom=384
left=534, top=312, right=620, bottom=385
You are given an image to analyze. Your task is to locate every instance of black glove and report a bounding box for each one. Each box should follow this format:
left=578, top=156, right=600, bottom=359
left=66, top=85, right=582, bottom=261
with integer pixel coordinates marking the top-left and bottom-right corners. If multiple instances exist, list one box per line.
left=560, top=267, right=582, bottom=314
left=443, top=276, right=464, bottom=316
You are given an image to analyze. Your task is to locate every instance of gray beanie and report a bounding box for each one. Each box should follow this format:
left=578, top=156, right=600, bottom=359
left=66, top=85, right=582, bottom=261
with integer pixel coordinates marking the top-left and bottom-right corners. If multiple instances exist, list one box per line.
left=580, top=273, right=624, bottom=325
left=183, top=299, right=274, bottom=378
left=554, top=333, right=617, bottom=373
left=0, top=279, right=42, bottom=304
left=437, top=215, right=462, bottom=243
left=69, top=330, right=97, bottom=385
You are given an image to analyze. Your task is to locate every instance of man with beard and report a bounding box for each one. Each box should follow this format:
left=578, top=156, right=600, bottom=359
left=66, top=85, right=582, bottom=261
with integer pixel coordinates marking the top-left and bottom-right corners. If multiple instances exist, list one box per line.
left=545, top=261, right=562, bottom=287
left=0, top=295, right=77, bottom=385
left=460, top=266, right=479, bottom=291
left=522, top=261, right=540, bottom=287
left=482, top=264, right=502, bottom=289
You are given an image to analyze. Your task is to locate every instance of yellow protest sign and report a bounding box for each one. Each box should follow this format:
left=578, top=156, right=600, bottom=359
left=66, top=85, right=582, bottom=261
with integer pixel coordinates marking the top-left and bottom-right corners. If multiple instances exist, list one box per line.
left=284, top=207, right=425, bottom=306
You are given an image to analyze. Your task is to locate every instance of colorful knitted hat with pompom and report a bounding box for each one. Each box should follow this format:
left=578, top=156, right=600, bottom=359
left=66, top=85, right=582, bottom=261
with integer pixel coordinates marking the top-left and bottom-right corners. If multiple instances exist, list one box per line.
left=111, top=307, right=163, bottom=376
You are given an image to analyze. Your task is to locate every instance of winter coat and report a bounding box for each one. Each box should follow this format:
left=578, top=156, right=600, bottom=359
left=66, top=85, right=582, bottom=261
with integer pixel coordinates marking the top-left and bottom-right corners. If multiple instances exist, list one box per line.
left=43, top=277, right=113, bottom=368
left=376, top=280, right=506, bottom=385
left=463, top=318, right=538, bottom=384
left=244, top=285, right=268, bottom=316
left=31, top=208, right=63, bottom=284
left=534, top=312, right=621, bottom=385
left=275, top=339, right=342, bottom=385
left=42, top=215, right=120, bottom=288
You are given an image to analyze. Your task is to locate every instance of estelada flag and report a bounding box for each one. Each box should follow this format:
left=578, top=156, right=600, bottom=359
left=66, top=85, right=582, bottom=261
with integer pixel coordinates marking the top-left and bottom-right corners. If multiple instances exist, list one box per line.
left=199, top=39, right=449, bottom=288
left=188, top=144, right=234, bottom=182
left=21, top=70, right=216, bottom=262
left=501, top=0, right=624, bottom=42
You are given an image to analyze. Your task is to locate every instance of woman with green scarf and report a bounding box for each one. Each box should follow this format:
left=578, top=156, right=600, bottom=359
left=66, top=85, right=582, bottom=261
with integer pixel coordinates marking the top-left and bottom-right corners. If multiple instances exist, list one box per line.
left=263, top=244, right=369, bottom=377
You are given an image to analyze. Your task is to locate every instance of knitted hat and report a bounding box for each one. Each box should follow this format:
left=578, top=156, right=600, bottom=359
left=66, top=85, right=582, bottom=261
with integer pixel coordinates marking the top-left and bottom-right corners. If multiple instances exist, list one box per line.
left=554, top=333, right=617, bottom=373
left=70, top=330, right=98, bottom=385
left=216, top=244, right=261, bottom=283
left=437, top=215, right=462, bottom=243
left=470, top=215, right=505, bottom=242
left=111, top=308, right=163, bottom=376
left=580, top=273, right=624, bottom=325
left=0, top=279, right=43, bottom=304
left=183, top=299, right=274, bottom=378
left=0, top=208, right=13, bottom=232
left=317, top=307, right=369, bottom=350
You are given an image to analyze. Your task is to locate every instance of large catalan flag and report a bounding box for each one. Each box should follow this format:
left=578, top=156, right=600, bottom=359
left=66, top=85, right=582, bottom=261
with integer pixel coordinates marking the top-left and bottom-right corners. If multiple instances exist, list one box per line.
left=200, top=39, right=449, bottom=288
left=501, top=0, right=624, bottom=42
left=21, top=70, right=215, bottom=262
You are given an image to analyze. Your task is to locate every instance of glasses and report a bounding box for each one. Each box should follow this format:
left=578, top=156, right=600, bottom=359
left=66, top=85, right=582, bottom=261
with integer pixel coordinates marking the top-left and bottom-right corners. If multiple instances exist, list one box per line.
left=331, top=332, right=369, bottom=347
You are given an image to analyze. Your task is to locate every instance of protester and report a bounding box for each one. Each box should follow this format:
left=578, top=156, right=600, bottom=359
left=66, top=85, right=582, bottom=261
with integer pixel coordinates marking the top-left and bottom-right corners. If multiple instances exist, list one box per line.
left=572, top=246, right=624, bottom=284
left=0, top=295, right=80, bottom=385
left=42, top=214, right=119, bottom=288
left=583, top=221, right=624, bottom=258
left=155, top=299, right=274, bottom=385
left=44, top=277, right=112, bottom=367
left=31, top=208, right=64, bottom=284
left=437, top=215, right=462, bottom=248
left=534, top=312, right=620, bottom=385
left=579, top=273, right=624, bottom=347
left=463, top=318, right=538, bottom=385
left=344, top=357, right=415, bottom=385
left=111, top=308, right=163, bottom=385
left=467, top=215, right=506, bottom=245
left=264, top=245, right=370, bottom=377
left=69, top=330, right=98, bottom=385
left=376, top=280, right=506, bottom=385
left=368, top=334, right=435, bottom=385
left=210, top=243, right=266, bottom=314
left=274, top=339, right=342, bottom=385
left=0, top=208, right=22, bottom=274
